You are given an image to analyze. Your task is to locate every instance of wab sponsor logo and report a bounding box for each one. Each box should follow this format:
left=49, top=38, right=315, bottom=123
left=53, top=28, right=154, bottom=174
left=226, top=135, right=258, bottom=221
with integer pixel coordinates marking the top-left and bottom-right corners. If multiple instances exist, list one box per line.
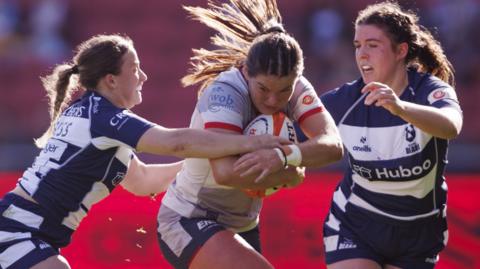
left=207, top=87, right=236, bottom=112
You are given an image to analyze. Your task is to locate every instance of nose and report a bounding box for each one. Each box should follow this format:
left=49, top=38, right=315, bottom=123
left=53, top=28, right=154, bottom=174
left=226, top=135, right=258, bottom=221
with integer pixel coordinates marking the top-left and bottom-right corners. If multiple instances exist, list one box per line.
left=264, top=94, right=279, bottom=107
left=140, top=69, right=148, bottom=82
left=357, top=46, right=368, bottom=60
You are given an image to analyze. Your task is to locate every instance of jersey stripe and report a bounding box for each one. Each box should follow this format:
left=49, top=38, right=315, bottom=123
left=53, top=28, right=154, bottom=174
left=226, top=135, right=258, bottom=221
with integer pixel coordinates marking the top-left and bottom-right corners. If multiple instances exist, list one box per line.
left=204, top=122, right=242, bottom=133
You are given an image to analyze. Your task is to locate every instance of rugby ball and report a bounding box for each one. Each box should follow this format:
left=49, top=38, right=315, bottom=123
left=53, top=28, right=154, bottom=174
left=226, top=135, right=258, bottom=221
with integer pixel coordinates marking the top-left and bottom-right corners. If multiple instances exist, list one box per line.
left=242, top=112, right=297, bottom=198
left=244, top=112, right=297, bottom=143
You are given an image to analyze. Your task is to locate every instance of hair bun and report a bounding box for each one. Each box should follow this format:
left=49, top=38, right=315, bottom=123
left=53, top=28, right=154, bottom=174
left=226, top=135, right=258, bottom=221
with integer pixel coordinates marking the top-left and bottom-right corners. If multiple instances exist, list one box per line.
left=264, top=24, right=285, bottom=34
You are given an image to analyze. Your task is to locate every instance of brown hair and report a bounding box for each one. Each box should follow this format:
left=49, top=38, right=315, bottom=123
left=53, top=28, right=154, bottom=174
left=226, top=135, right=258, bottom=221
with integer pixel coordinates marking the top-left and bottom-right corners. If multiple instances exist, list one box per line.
left=182, top=0, right=304, bottom=90
left=356, top=1, right=455, bottom=86
left=36, top=34, right=133, bottom=147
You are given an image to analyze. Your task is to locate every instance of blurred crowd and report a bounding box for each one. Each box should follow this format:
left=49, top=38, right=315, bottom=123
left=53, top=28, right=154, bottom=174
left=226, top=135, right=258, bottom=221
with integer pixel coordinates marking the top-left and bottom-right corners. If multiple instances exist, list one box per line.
left=0, top=0, right=478, bottom=170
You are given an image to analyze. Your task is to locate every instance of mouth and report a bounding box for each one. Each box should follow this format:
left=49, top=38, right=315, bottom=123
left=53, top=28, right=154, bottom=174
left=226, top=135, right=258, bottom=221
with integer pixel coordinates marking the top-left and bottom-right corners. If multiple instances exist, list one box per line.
left=360, top=65, right=374, bottom=74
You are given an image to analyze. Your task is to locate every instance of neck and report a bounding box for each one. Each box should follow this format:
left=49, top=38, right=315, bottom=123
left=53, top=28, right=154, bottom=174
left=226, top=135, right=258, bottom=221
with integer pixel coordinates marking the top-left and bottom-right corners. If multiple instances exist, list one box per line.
left=96, top=84, right=125, bottom=108
left=387, top=67, right=409, bottom=96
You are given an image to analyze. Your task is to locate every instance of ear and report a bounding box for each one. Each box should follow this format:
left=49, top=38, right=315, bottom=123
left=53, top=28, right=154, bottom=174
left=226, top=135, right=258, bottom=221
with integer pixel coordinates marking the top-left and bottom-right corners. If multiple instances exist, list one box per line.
left=241, top=65, right=250, bottom=80
left=104, top=74, right=117, bottom=89
left=396, top=42, right=408, bottom=60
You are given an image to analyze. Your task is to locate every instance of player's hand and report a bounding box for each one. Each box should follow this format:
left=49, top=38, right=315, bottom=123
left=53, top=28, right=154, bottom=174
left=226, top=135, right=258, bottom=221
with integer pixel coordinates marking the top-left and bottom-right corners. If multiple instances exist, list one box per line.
left=233, top=148, right=285, bottom=183
left=361, top=82, right=406, bottom=116
left=286, top=166, right=306, bottom=188
left=251, top=134, right=292, bottom=151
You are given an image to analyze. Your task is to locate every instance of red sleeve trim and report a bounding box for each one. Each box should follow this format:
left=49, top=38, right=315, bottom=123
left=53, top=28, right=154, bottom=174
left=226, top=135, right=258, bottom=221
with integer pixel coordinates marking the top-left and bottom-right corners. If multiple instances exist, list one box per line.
left=204, top=122, right=243, bottom=133
left=298, top=107, right=324, bottom=124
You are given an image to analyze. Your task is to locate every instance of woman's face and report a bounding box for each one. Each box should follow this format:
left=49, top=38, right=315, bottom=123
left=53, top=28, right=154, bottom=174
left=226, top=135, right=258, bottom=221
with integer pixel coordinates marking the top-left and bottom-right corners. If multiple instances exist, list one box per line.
left=354, top=24, right=404, bottom=85
left=113, top=49, right=148, bottom=109
left=245, top=69, right=298, bottom=115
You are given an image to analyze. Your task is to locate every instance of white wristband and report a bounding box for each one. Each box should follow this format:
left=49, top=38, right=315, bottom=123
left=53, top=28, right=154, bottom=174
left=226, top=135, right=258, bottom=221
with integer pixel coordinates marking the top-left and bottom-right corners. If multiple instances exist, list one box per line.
left=285, top=144, right=302, bottom=167
left=273, top=147, right=288, bottom=168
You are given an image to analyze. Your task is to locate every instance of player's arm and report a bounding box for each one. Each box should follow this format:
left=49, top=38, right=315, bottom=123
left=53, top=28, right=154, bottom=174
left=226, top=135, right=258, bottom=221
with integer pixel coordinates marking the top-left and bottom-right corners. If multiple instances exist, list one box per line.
left=295, top=109, right=343, bottom=167
left=391, top=103, right=461, bottom=139
left=209, top=129, right=303, bottom=189
left=120, top=155, right=183, bottom=196
left=233, top=111, right=343, bottom=179
left=362, top=82, right=462, bottom=139
left=136, top=125, right=290, bottom=159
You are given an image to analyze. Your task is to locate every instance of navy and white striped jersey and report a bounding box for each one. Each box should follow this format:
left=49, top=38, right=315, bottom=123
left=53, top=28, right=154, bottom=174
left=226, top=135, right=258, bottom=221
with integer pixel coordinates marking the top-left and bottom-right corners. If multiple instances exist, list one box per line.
left=18, top=91, right=154, bottom=230
left=321, top=69, right=461, bottom=221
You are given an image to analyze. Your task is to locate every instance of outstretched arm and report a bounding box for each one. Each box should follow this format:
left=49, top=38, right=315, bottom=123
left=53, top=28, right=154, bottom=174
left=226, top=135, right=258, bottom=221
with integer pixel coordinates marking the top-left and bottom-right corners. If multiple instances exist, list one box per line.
left=136, top=125, right=290, bottom=159
left=121, top=156, right=183, bottom=196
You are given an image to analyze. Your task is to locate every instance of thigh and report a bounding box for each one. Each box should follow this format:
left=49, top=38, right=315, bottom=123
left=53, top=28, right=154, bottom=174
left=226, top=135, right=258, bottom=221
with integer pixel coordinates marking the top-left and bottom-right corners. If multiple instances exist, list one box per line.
left=238, top=226, right=261, bottom=253
left=327, top=258, right=381, bottom=269
left=31, top=255, right=70, bottom=269
left=157, top=207, right=227, bottom=269
left=190, top=229, right=273, bottom=269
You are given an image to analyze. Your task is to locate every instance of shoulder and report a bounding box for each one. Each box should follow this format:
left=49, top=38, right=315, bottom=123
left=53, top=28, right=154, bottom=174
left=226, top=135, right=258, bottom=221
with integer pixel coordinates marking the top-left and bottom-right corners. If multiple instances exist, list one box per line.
left=295, top=76, right=314, bottom=91
left=199, top=69, right=250, bottom=113
left=410, top=69, right=452, bottom=93
left=409, top=69, right=458, bottom=105
left=90, top=94, right=153, bottom=134
left=321, top=78, right=364, bottom=106
left=319, top=78, right=364, bottom=124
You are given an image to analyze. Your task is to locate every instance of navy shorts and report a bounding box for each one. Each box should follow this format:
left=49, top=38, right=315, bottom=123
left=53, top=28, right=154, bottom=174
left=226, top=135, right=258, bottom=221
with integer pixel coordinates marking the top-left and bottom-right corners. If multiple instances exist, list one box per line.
left=323, top=205, right=447, bottom=269
left=0, top=193, right=65, bottom=269
left=157, top=206, right=261, bottom=269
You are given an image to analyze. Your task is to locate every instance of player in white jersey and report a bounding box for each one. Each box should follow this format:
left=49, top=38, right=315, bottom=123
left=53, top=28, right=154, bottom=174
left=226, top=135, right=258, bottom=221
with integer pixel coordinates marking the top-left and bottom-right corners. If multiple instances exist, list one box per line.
left=320, top=2, right=463, bottom=269
left=0, top=34, right=289, bottom=269
left=156, top=1, right=344, bottom=268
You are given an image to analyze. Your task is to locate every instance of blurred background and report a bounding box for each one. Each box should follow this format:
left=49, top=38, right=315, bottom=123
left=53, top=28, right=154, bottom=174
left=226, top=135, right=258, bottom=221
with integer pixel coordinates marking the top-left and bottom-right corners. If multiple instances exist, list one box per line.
left=0, top=0, right=478, bottom=268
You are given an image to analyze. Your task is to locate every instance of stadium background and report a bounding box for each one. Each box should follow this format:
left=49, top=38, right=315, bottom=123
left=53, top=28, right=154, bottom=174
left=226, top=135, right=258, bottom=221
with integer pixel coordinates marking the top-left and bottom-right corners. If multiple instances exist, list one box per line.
left=0, top=0, right=478, bottom=268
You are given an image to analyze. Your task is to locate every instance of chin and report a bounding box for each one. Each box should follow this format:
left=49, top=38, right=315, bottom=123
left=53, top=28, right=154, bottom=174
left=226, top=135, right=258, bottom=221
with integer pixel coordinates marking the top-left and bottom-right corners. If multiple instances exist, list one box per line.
left=361, top=75, right=374, bottom=84
left=260, top=108, right=278, bottom=115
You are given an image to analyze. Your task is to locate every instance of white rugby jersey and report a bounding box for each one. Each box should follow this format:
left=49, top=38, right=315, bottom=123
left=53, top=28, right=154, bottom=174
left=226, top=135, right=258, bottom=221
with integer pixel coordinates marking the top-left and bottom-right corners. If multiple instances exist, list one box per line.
left=18, top=91, right=154, bottom=230
left=321, top=69, right=461, bottom=222
left=161, top=67, right=324, bottom=232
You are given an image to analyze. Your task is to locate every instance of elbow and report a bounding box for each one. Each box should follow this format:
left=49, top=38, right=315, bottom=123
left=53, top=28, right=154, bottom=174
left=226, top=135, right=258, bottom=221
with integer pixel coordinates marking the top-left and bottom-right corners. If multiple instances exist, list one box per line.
left=328, top=140, right=344, bottom=162
left=443, top=126, right=461, bottom=140
left=440, top=121, right=463, bottom=140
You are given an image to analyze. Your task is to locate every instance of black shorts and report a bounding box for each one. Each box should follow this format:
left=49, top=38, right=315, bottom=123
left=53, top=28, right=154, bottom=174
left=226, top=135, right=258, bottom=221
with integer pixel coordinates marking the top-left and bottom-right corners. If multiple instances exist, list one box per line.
left=323, top=205, right=447, bottom=269
left=157, top=206, right=261, bottom=269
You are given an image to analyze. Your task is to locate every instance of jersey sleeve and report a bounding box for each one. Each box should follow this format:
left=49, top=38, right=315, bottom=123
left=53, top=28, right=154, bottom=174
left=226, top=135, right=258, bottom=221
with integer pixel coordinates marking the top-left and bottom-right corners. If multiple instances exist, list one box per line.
left=197, top=82, right=248, bottom=133
left=288, top=77, right=324, bottom=124
left=91, top=109, right=155, bottom=149
left=425, top=81, right=461, bottom=112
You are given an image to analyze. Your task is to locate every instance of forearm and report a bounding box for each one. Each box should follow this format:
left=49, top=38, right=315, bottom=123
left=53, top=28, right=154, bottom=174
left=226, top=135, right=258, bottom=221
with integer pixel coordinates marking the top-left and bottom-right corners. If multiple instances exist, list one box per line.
left=294, top=135, right=343, bottom=168
left=137, top=126, right=255, bottom=158
left=397, top=102, right=462, bottom=139
left=295, top=111, right=344, bottom=168
left=212, top=157, right=299, bottom=189
left=121, top=160, right=183, bottom=196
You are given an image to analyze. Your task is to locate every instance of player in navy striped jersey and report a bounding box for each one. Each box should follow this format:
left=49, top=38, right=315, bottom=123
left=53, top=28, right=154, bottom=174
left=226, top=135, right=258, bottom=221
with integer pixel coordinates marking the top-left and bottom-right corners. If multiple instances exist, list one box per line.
left=320, top=2, right=463, bottom=269
left=0, top=34, right=290, bottom=269
left=156, top=1, right=343, bottom=269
